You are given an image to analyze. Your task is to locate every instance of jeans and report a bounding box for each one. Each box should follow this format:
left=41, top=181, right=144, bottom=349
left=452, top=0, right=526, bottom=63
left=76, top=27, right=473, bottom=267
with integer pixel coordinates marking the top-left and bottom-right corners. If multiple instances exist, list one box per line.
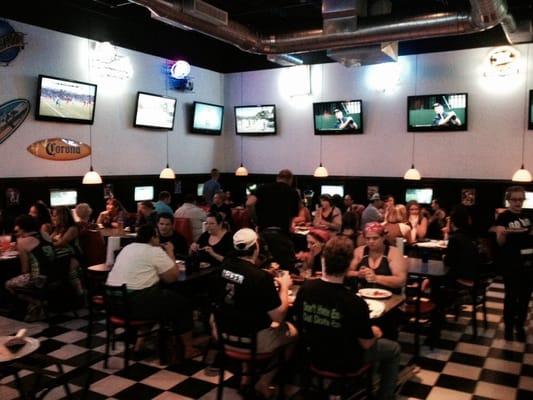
left=364, top=338, right=401, bottom=400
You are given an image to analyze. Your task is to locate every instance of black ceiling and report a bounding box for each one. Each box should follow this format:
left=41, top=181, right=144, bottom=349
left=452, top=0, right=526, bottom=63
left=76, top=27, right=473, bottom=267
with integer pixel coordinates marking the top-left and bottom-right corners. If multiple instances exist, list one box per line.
left=1, top=0, right=532, bottom=73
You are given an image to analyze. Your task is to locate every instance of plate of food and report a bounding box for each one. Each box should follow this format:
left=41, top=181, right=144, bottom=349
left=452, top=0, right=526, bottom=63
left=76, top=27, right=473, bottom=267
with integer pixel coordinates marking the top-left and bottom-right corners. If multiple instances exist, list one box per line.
left=358, top=288, right=393, bottom=299
left=364, top=299, right=385, bottom=319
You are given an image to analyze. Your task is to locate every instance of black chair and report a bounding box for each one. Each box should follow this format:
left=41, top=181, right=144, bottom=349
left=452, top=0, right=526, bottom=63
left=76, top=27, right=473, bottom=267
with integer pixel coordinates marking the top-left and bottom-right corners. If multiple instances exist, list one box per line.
left=213, top=308, right=283, bottom=400
left=103, top=284, right=163, bottom=370
left=399, top=274, right=437, bottom=356
left=85, top=264, right=110, bottom=347
left=306, top=362, right=372, bottom=400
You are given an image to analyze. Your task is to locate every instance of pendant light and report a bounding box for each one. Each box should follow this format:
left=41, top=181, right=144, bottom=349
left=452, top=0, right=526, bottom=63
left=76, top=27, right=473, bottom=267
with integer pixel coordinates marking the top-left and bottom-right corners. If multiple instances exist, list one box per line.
left=404, top=55, right=421, bottom=180
left=313, top=135, right=328, bottom=177
left=512, top=44, right=532, bottom=182
left=83, top=38, right=102, bottom=185
left=314, top=65, right=328, bottom=177
left=235, top=72, right=249, bottom=176
left=160, top=68, right=175, bottom=179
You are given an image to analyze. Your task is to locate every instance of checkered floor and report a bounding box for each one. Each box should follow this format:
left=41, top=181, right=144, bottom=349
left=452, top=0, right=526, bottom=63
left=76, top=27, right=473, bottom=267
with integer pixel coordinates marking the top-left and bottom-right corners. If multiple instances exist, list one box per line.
left=1, top=281, right=532, bottom=400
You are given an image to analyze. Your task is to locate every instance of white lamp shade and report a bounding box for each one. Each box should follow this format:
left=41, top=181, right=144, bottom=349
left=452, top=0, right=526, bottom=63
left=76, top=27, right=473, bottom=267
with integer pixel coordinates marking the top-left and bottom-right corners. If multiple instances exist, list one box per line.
left=82, top=168, right=102, bottom=184
left=403, top=166, right=421, bottom=180
left=313, top=164, right=329, bottom=178
left=159, top=166, right=176, bottom=179
left=512, top=167, right=532, bottom=182
left=235, top=164, right=249, bottom=176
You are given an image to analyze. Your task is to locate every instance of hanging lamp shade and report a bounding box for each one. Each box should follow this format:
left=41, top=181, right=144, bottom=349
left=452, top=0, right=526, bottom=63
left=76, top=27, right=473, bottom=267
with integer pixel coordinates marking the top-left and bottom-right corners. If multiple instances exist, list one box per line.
left=82, top=166, right=102, bottom=184
left=313, top=163, right=329, bottom=178
left=512, top=165, right=532, bottom=182
left=403, top=164, right=421, bottom=180
left=235, top=163, right=249, bottom=176
left=159, top=164, right=176, bottom=179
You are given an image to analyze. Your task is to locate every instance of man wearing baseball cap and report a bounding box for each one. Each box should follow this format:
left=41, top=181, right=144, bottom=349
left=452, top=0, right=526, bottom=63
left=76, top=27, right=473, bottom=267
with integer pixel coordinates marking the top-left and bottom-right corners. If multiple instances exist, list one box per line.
left=361, top=192, right=384, bottom=228
left=211, top=228, right=297, bottom=396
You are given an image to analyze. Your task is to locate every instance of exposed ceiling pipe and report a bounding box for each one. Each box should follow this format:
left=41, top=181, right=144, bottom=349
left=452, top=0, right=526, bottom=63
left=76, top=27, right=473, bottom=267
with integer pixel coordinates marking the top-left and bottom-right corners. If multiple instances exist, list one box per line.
left=128, top=0, right=518, bottom=55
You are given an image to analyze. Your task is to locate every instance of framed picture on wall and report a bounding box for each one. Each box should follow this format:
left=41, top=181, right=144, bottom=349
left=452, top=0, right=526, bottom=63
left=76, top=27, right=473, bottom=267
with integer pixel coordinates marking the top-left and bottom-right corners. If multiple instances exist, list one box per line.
left=104, top=184, right=114, bottom=200
left=461, top=188, right=476, bottom=206
left=367, top=185, right=379, bottom=200
left=5, top=188, right=20, bottom=206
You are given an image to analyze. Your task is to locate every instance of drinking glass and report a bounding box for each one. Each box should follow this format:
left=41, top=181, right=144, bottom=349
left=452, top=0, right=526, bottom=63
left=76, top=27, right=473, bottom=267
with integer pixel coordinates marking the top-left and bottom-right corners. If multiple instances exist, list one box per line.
left=0, top=235, right=11, bottom=253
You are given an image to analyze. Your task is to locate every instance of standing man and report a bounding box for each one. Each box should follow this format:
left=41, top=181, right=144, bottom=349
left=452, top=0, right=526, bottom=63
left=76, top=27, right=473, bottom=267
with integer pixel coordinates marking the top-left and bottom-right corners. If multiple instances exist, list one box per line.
left=493, top=186, right=533, bottom=341
left=154, top=191, right=173, bottom=216
left=203, top=168, right=221, bottom=205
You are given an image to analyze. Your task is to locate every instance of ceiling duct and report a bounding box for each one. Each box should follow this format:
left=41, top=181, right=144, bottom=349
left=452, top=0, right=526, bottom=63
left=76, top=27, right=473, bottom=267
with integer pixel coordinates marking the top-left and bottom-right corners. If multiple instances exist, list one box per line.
left=129, top=0, right=520, bottom=56
left=266, top=54, right=303, bottom=67
left=182, top=0, right=227, bottom=26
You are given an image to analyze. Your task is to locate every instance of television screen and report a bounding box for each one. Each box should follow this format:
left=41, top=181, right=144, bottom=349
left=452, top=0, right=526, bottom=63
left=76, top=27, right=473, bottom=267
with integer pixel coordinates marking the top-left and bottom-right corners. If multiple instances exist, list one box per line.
left=246, top=183, right=258, bottom=196
left=313, top=100, right=363, bottom=135
left=321, top=185, right=344, bottom=197
left=505, top=191, right=533, bottom=209
left=405, top=188, right=433, bottom=204
left=197, top=183, right=204, bottom=197
left=407, top=93, right=467, bottom=132
left=50, top=189, right=78, bottom=207
left=36, top=75, right=97, bottom=124
left=134, top=92, right=177, bottom=129
left=529, top=90, right=533, bottom=130
left=235, top=105, right=276, bottom=135
left=134, top=186, right=154, bottom=201
left=192, top=101, right=224, bottom=135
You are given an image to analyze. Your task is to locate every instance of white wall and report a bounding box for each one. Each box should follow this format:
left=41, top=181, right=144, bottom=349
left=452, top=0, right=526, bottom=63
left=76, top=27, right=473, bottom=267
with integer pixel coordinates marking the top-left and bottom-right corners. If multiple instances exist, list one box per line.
left=0, top=20, right=226, bottom=178
left=223, top=46, right=533, bottom=180
left=1, top=19, right=532, bottom=181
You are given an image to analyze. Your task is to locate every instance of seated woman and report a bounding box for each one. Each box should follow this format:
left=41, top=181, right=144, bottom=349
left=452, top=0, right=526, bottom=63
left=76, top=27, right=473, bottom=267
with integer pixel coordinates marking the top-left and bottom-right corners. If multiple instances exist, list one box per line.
left=49, top=206, right=83, bottom=296
left=427, top=199, right=447, bottom=240
left=189, top=213, right=233, bottom=267
left=5, top=215, right=56, bottom=321
left=407, top=200, right=428, bottom=242
left=74, top=203, right=95, bottom=231
left=28, top=201, right=52, bottom=234
left=384, top=205, right=412, bottom=246
left=313, top=194, right=342, bottom=233
left=296, top=229, right=330, bottom=276
left=340, top=211, right=360, bottom=245
left=292, top=199, right=312, bottom=228
left=348, top=222, right=407, bottom=295
left=96, top=198, right=125, bottom=228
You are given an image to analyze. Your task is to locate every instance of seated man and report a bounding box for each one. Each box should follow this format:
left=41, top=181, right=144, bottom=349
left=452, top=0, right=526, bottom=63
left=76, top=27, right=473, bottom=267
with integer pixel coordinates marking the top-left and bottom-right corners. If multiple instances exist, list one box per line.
left=136, top=201, right=157, bottom=228
left=294, top=236, right=400, bottom=400
left=157, top=213, right=188, bottom=259
left=106, top=224, right=196, bottom=358
left=211, top=228, right=297, bottom=397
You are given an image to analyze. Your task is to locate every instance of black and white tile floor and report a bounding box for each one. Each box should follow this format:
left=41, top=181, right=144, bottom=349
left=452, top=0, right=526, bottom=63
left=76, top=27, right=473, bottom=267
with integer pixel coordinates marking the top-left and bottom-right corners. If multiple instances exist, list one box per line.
left=1, top=281, right=532, bottom=400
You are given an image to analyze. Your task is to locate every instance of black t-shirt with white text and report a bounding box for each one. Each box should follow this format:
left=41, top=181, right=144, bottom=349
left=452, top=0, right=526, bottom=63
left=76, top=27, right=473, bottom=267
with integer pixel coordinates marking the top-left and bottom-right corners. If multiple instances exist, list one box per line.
left=211, top=257, right=281, bottom=335
left=496, top=210, right=533, bottom=266
left=293, top=279, right=374, bottom=372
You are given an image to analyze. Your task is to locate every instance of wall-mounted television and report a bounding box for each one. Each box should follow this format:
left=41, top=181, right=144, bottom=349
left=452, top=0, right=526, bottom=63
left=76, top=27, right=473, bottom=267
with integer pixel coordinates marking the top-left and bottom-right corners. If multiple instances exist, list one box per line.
left=528, top=90, right=533, bottom=129
left=134, top=92, right=177, bottom=130
left=191, top=101, right=224, bottom=135
left=321, top=185, right=344, bottom=197
left=197, top=183, right=204, bottom=197
left=134, top=186, right=154, bottom=202
left=405, top=188, right=433, bottom=204
left=235, top=105, right=276, bottom=135
left=505, top=191, right=533, bottom=209
left=313, top=100, right=363, bottom=135
left=407, top=93, right=467, bottom=132
left=50, top=189, right=78, bottom=207
left=36, top=75, right=97, bottom=124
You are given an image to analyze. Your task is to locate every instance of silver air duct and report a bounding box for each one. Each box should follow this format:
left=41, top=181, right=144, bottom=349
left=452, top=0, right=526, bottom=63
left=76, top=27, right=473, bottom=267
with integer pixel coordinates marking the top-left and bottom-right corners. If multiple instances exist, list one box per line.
left=128, top=0, right=522, bottom=56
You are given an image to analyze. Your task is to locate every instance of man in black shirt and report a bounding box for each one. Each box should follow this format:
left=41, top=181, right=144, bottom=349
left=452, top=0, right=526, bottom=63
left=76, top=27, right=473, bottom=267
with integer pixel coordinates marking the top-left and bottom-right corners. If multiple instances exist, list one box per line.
left=209, top=192, right=233, bottom=228
left=157, top=213, right=188, bottom=258
left=494, top=186, right=533, bottom=341
left=294, top=236, right=400, bottom=400
left=212, top=228, right=297, bottom=397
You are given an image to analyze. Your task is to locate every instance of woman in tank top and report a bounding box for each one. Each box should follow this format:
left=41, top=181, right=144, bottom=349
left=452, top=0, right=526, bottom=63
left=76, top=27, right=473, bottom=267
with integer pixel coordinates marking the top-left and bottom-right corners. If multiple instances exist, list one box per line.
left=348, top=222, right=407, bottom=294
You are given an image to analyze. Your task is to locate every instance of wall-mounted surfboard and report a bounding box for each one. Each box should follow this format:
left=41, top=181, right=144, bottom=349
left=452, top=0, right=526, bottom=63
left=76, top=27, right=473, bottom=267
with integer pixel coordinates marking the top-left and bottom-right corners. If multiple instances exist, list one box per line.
left=0, top=98, right=30, bottom=144
left=27, top=138, right=91, bottom=161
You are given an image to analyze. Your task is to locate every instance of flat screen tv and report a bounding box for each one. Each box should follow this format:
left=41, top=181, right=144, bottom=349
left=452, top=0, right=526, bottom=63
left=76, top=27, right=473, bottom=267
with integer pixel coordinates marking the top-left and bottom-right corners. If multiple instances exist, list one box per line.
left=191, top=101, right=224, bottom=135
left=321, top=185, right=344, bottom=197
left=50, top=189, right=78, bottom=207
left=134, top=92, right=177, bottom=130
left=235, top=105, right=276, bottom=135
left=313, top=100, right=363, bottom=135
left=405, top=188, right=433, bottom=204
left=529, top=90, right=533, bottom=130
left=134, top=186, right=154, bottom=202
left=197, top=183, right=204, bottom=197
left=505, top=191, right=533, bottom=209
left=36, top=75, right=97, bottom=124
left=407, top=93, right=467, bottom=132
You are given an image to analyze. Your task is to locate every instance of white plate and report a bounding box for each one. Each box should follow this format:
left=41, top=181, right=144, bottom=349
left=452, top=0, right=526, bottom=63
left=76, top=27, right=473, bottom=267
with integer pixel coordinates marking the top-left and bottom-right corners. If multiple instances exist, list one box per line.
left=358, top=288, right=393, bottom=299
left=364, top=299, right=385, bottom=319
